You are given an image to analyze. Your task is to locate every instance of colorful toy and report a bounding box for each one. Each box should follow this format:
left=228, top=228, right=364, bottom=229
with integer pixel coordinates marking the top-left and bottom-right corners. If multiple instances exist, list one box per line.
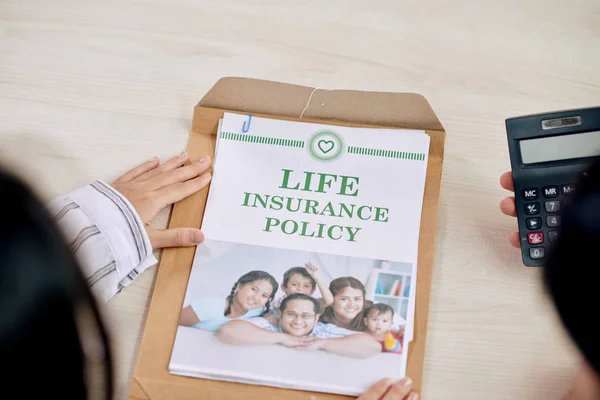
left=383, top=332, right=402, bottom=353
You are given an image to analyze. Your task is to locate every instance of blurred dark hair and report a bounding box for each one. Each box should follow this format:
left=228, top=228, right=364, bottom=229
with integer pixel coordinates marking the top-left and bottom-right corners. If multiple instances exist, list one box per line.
left=353, top=303, right=394, bottom=331
left=544, top=160, right=600, bottom=376
left=366, top=303, right=394, bottom=319
left=0, top=169, right=112, bottom=398
left=282, top=267, right=316, bottom=291
left=280, top=293, right=320, bottom=315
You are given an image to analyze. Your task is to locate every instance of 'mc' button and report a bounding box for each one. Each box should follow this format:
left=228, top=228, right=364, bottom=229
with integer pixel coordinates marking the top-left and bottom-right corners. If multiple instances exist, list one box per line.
left=522, top=188, right=538, bottom=200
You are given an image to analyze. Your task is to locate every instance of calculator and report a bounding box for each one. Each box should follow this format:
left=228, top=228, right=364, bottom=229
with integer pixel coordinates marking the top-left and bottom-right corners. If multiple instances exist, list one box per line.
left=506, top=106, right=600, bottom=266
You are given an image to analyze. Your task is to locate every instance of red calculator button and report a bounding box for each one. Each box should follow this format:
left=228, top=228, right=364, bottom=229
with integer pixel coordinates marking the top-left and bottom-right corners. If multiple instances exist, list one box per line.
left=527, top=232, right=544, bottom=244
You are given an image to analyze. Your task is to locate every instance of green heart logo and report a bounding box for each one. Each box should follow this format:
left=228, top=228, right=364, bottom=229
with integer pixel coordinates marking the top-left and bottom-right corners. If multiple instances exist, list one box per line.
left=307, top=130, right=344, bottom=163
left=318, top=140, right=335, bottom=154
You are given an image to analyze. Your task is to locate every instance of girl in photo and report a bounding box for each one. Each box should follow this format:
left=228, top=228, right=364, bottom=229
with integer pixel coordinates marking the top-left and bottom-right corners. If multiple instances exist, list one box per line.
left=178, top=270, right=278, bottom=331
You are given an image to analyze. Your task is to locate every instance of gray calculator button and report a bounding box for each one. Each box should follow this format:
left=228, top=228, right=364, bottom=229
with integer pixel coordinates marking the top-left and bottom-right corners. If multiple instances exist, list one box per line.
left=548, top=231, right=559, bottom=243
left=529, top=247, right=545, bottom=260
left=546, top=216, right=561, bottom=227
left=545, top=201, right=561, bottom=213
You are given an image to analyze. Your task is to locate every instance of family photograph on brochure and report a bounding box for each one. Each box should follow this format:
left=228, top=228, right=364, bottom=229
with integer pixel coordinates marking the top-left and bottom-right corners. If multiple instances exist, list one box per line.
left=178, top=240, right=410, bottom=359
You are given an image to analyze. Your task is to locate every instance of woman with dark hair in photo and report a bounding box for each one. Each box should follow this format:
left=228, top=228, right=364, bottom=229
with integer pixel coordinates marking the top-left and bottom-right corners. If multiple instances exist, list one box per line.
left=178, top=270, right=279, bottom=331
left=319, top=276, right=372, bottom=330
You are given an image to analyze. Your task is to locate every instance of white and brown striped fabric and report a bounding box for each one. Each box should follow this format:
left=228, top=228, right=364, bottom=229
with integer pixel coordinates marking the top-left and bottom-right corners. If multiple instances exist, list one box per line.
left=46, top=180, right=157, bottom=302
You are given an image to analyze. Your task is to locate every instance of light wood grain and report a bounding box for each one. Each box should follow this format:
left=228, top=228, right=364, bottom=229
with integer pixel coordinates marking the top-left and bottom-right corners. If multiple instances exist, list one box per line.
left=1, top=1, right=599, bottom=399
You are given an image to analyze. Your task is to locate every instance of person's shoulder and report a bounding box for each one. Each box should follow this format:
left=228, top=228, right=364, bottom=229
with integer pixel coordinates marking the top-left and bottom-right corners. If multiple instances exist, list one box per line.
left=245, top=305, right=267, bottom=318
left=190, top=296, right=224, bottom=314
left=247, top=317, right=279, bottom=332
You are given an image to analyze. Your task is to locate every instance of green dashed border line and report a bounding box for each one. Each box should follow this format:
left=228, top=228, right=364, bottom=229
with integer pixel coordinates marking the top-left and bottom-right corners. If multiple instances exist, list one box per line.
left=347, top=146, right=426, bottom=161
left=220, top=131, right=304, bottom=148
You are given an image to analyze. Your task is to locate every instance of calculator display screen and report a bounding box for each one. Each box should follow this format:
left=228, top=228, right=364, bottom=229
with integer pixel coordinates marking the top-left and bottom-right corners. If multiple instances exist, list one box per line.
left=520, top=130, right=600, bottom=164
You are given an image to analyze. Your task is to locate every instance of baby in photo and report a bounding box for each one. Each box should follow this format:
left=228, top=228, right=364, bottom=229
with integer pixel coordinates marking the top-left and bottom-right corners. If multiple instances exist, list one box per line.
left=361, top=303, right=403, bottom=354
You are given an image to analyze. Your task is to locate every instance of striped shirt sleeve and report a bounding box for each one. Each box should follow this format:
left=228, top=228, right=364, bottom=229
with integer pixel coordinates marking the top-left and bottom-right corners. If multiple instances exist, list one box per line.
left=46, top=180, right=157, bottom=302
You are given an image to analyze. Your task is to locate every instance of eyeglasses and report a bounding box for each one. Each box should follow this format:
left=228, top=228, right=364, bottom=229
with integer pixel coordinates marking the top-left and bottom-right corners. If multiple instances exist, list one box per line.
left=283, top=311, right=316, bottom=321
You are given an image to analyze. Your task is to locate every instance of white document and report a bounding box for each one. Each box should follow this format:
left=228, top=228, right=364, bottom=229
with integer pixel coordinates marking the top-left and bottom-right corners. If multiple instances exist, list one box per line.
left=204, top=113, right=430, bottom=264
left=169, top=113, right=429, bottom=396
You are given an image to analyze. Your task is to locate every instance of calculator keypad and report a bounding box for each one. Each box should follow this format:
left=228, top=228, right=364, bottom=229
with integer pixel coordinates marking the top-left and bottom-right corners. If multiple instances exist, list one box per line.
left=519, top=180, right=575, bottom=264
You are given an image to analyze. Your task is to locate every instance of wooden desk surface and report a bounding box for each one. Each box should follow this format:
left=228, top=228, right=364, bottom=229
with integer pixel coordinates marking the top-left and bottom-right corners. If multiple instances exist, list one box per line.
left=1, top=1, right=598, bottom=399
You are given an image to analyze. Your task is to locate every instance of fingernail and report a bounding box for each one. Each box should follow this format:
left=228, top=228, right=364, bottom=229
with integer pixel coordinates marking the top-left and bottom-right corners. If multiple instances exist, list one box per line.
left=408, top=393, right=419, bottom=400
left=193, top=230, right=204, bottom=244
left=198, top=155, right=211, bottom=164
left=150, top=156, right=158, bottom=162
left=178, top=151, right=187, bottom=158
left=382, top=378, right=392, bottom=386
left=403, top=377, right=412, bottom=387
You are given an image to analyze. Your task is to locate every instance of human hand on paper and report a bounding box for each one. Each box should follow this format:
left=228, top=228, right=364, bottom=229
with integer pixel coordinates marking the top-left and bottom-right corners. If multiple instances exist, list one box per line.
left=294, top=337, right=322, bottom=352
left=358, top=377, right=419, bottom=400
left=111, top=152, right=212, bottom=249
left=499, top=171, right=521, bottom=248
left=277, top=333, right=311, bottom=348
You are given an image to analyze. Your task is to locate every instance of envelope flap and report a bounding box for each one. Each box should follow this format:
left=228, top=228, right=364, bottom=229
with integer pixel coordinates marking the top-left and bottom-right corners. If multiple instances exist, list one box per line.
left=199, top=77, right=444, bottom=131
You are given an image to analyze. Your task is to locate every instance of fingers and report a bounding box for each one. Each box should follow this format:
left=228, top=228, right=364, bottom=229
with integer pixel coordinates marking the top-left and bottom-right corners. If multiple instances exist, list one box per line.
left=358, top=378, right=417, bottom=400
left=509, top=231, right=521, bottom=248
left=358, top=378, right=393, bottom=400
left=500, top=171, right=514, bottom=192
left=499, top=197, right=520, bottom=248
left=145, top=156, right=212, bottom=191
left=381, top=378, right=415, bottom=400
left=112, top=157, right=159, bottom=184
left=156, top=172, right=212, bottom=207
left=134, top=151, right=190, bottom=183
left=148, top=227, right=205, bottom=250
left=291, top=337, right=317, bottom=347
left=500, top=196, right=517, bottom=217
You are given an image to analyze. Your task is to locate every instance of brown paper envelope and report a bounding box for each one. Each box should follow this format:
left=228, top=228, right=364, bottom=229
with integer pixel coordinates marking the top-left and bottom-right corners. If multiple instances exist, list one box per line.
left=129, top=78, right=445, bottom=399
